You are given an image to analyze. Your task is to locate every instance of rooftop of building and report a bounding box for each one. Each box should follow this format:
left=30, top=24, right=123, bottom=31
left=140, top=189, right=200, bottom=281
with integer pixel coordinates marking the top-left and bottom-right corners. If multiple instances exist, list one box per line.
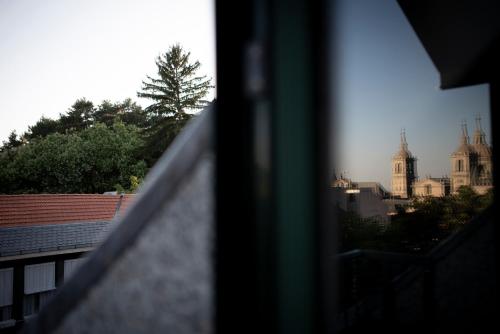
left=0, top=221, right=113, bottom=258
left=0, top=194, right=135, bottom=228
left=414, top=176, right=450, bottom=183
left=356, top=182, right=390, bottom=194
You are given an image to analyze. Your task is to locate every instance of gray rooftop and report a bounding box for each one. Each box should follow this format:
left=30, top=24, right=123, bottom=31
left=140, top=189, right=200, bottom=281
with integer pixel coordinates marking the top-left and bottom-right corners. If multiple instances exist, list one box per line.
left=0, top=221, right=113, bottom=258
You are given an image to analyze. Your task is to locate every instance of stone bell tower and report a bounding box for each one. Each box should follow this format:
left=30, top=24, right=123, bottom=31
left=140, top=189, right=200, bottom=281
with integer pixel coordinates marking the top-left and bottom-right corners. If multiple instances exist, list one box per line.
left=450, top=121, right=476, bottom=193
left=471, top=116, right=493, bottom=190
left=391, top=129, right=417, bottom=198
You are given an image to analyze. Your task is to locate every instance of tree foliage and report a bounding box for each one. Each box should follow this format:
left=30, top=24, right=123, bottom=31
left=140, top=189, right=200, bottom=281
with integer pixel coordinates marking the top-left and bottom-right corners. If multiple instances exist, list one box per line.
left=339, top=211, right=385, bottom=251
left=58, top=98, right=95, bottom=133
left=0, top=44, right=213, bottom=194
left=1, top=131, right=23, bottom=152
left=138, top=44, right=212, bottom=116
left=23, top=98, right=148, bottom=141
left=0, top=122, right=146, bottom=194
left=137, top=44, right=213, bottom=163
left=93, top=98, right=148, bottom=128
left=339, top=185, right=493, bottom=254
left=25, top=117, right=60, bottom=140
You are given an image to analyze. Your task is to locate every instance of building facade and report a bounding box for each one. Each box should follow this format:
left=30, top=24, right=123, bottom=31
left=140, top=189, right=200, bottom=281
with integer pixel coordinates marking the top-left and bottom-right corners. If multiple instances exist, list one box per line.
left=450, top=118, right=493, bottom=194
left=331, top=176, right=389, bottom=222
left=413, top=177, right=451, bottom=197
left=391, top=130, right=417, bottom=198
left=391, top=118, right=492, bottom=199
left=0, top=194, right=134, bottom=331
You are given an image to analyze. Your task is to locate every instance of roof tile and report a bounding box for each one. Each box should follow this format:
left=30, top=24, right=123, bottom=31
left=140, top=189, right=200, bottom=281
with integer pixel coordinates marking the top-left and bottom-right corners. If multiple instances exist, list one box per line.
left=0, top=221, right=113, bottom=257
left=0, top=194, right=135, bottom=228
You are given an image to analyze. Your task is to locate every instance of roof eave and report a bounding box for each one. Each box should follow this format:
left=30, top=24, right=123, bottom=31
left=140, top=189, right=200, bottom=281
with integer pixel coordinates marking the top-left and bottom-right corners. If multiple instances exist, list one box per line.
left=397, top=0, right=500, bottom=90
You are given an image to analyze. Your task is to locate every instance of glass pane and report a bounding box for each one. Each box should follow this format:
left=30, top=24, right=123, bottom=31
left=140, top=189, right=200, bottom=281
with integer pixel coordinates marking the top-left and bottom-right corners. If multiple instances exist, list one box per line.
left=334, top=0, right=493, bottom=253
left=0, top=306, right=12, bottom=322
left=39, top=290, right=57, bottom=309
left=64, top=258, right=86, bottom=281
left=23, top=294, right=36, bottom=317
left=332, top=0, right=494, bottom=331
left=0, top=268, right=13, bottom=307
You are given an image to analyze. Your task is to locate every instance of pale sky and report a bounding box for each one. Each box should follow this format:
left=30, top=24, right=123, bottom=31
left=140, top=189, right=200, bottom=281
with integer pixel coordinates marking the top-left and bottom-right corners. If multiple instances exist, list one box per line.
left=0, top=0, right=216, bottom=142
left=1, top=0, right=493, bottom=191
left=335, top=0, right=491, bottom=190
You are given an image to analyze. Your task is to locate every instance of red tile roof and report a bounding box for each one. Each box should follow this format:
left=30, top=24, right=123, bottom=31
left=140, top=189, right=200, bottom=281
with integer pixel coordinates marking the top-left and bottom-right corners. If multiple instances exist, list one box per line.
left=0, top=194, right=135, bottom=228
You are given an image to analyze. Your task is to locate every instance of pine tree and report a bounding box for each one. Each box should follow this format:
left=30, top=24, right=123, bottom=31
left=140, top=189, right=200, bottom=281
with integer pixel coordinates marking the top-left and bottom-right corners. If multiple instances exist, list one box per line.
left=1, top=131, right=22, bottom=152
left=138, top=44, right=212, bottom=163
left=93, top=99, right=147, bottom=128
left=25, top=116, right=60, bottom=140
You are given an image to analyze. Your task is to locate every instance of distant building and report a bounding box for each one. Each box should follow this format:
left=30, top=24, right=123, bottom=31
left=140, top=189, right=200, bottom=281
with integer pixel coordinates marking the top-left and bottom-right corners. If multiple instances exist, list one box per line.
left=331, top=176, right=389, bottom=222
left=390, top=118, right=493, bottom=199
left=391, top=130, right=417, bottom=199
left=413, top=177, right=450, bottom=197
left=331, top=174, right=353, bottom=189
left=0, top=194, right=134, bottom=330
left=356, top=182, right=390, bottom=198
left=450, top=117, right=493, bottom=194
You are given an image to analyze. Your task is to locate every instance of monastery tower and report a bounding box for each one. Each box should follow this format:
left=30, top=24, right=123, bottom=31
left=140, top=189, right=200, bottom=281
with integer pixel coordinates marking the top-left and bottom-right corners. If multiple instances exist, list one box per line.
left=391, top=130, right=417, bottom=198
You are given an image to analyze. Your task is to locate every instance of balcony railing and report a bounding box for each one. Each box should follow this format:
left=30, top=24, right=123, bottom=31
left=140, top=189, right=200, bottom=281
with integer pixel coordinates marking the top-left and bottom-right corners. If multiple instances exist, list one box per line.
left=336, top=206, right=494, bottom=333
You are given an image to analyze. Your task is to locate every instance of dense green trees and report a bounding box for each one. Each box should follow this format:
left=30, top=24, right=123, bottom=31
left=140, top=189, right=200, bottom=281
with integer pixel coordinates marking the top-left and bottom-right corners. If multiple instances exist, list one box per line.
left=0, top=96, right=167, bottom=194
left=1, top=131, right=23, bottom=152
left=339, top=211, right=385, bottom=251
left=23, top=98, right=149, bottom=141
left=93, top=98, right=148, bottom=128
left=0, top=122, right=146, bottom=194
left=59, top=98, right=95, bottom=133
left=339, top=186, right=493, bottom=254
left=0, top=44, right=213, bottom=194
left=25, top=117, right=60, bottom=140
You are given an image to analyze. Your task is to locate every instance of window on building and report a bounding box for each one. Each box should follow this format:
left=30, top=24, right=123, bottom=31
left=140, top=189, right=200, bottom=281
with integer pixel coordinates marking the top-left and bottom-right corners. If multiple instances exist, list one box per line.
left=23, top=290, right=57, bottom=317
left=425, top=184, right=432, bottom=195
left=64, top=258, right=85, bottom=281
left=0, top=268, right=13, bottom=323
left=23, top=262, right=56, bottom=317
left=0, top=305, right=12, bottom=323
left=457, top=159, right=464, bottom=172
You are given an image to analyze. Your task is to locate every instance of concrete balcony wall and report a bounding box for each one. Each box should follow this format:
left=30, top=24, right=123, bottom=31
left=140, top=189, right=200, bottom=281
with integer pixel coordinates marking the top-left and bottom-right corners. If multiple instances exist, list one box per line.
left=53, top=158, right=214, bottom=334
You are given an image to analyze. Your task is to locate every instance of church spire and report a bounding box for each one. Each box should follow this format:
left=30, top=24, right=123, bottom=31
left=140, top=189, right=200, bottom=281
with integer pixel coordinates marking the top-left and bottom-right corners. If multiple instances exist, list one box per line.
left=394, top=128, right=413, bottom=159
left=453, top=120, right=473, bottom=155
left=473, top=115, right=486, bottom=145
left=461, top=120, right=470, bottom=145
left=475, top=115, right=483, bottom=131
left=400, top=128, right=408, bottom=150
